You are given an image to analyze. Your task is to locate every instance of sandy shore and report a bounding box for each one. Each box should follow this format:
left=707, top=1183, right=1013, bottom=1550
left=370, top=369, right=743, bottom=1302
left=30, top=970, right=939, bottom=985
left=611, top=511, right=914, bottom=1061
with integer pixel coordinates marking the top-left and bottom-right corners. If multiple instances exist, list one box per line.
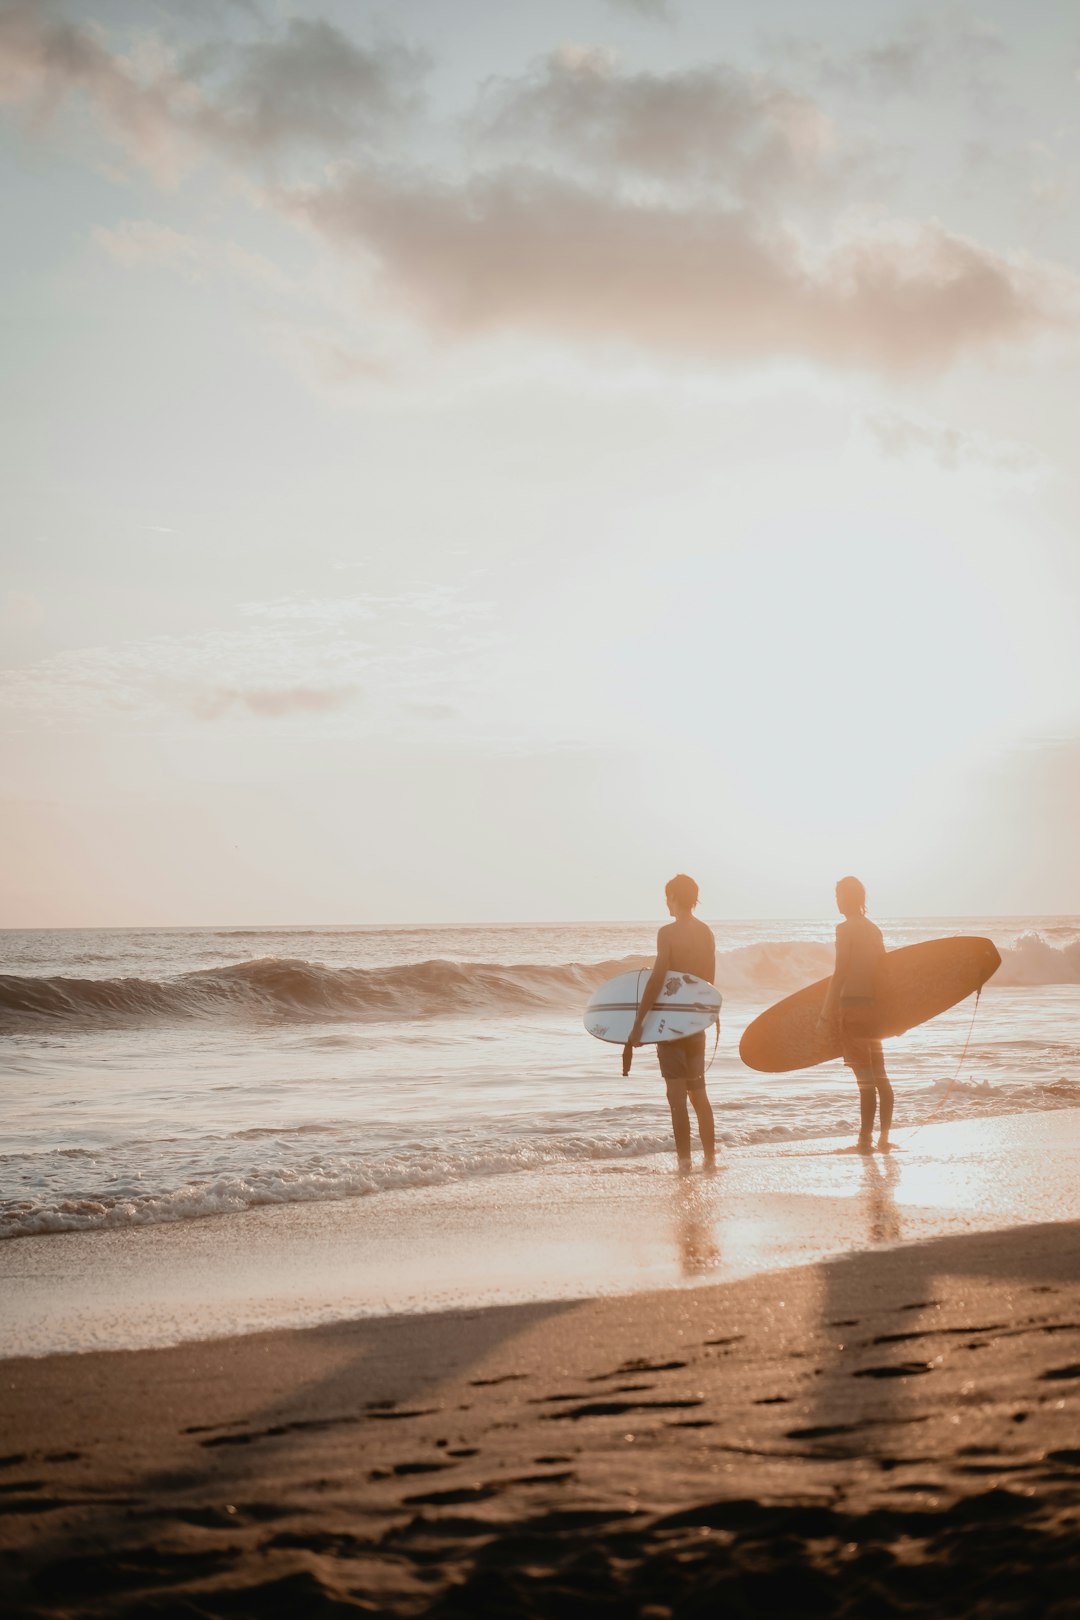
left=1, top=1219, right=1079, bottom=1616
left=2, top=1112, right=1080, bottom=1616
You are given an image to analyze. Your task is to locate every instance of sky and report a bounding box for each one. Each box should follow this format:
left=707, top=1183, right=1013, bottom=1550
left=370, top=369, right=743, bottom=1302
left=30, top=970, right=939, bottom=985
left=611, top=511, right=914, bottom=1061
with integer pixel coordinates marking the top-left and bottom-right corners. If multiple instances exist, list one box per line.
left=1, top=0, right=1079, bottom=926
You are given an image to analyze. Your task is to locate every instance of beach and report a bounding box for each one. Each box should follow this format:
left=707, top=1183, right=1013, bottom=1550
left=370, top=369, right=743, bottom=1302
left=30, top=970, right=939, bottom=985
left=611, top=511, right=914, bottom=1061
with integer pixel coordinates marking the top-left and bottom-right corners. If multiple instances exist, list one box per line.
left=3, top=921, right=1079, bottom=1612
left=2, top=1111, right=1080, bottom=1617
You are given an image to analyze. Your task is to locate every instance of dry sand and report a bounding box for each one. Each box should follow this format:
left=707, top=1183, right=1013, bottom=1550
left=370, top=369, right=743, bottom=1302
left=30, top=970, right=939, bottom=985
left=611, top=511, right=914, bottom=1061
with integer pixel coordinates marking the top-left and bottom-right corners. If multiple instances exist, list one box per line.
left=2, top=1215, right=1079, bottom=1616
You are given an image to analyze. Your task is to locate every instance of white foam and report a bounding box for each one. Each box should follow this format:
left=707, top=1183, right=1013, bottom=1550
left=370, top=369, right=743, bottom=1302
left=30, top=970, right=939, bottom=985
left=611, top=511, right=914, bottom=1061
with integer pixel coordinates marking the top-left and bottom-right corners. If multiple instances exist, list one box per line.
left=996, top=933, right=1080, bottom=986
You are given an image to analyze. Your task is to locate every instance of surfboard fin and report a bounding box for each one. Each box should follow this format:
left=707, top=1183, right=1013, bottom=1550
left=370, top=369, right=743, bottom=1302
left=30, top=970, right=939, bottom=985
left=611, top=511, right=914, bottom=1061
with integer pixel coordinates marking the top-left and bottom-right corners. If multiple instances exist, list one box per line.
left=622, top=1042, right=633, bottom=1077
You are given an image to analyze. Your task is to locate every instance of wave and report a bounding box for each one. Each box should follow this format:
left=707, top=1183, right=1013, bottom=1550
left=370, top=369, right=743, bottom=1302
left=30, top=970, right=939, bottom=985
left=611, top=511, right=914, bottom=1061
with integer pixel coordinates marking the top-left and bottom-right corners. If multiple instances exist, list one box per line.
left=713, top=933, right=1080, bottom=992
left=993, top=933, right=1080, bottom=987
left=0, top=943, right=829, bottom=1030
left=11, top=1072, right=1080, bottom=1240
left=713, top=934, right=1080, bottom=992
left=0, top=1130, right=670, bottom=1237
left=3, top=932, right=1076, bottom=1032
left=0, top=955, right=650, bottom=1030
left=2, top=1116, right=867, bottom=1239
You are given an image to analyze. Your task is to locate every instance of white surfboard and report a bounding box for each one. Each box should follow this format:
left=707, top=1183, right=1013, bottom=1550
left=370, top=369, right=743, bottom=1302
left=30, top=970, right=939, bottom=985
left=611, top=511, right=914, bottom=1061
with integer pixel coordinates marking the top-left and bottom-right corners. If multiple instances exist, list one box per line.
left=583, top=970, right=721, bottom=1045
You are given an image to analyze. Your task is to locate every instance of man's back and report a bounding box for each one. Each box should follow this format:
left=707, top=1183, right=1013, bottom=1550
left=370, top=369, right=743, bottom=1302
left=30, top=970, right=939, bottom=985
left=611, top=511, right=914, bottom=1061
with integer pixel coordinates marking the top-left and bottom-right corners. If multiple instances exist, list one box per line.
left=660, top=916, right=716, bottom=983
left=836, top=916, right=885, bottom=1000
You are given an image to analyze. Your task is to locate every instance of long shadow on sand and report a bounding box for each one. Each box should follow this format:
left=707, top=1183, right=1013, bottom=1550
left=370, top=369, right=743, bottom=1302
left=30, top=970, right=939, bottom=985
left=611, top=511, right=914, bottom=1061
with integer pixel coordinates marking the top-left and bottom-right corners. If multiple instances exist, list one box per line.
left=3, top=1206, right=1079, bottom=1617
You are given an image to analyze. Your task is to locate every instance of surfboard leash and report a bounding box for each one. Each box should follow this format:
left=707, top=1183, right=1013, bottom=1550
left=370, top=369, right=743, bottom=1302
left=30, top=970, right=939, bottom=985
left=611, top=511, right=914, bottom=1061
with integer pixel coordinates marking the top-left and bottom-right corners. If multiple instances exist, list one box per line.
left=900, top=987, right=982, bottom=1146
left=705, top=1013, right=721, bottom=1074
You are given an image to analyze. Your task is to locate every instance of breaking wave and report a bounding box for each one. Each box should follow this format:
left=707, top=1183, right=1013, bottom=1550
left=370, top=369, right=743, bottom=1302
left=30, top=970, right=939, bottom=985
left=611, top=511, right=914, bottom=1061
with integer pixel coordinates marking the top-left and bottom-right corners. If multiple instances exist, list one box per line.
left=2, top=933, right=1075, bottom=1031
left=993, top=933, right=1080, bottom=987
left=0, top=1115, right=866, bottom=1239
left=0, top=1131, right=665, bottom=1238
left=0, top=956, right=649, bottom=1030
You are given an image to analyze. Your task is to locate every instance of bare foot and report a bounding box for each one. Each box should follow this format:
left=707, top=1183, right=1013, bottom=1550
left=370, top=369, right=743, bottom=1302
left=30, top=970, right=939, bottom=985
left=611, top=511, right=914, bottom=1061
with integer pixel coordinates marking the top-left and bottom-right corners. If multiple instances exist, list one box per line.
left=876, top=1137, right=894, bottom=1152
left=703, top=1156, right=718, bottom=1175
left=677, top=1157, right=693, bottom=1175
left=836, top=1141, right=873, bottom=1155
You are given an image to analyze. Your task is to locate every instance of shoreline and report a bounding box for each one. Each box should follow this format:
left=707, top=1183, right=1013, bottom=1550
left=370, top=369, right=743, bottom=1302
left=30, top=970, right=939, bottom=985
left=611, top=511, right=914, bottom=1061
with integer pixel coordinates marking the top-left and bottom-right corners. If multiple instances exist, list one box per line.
left=3, top=1109, right=1080, bottom=1361
left=2, top=1216, right=1078, bottom=1615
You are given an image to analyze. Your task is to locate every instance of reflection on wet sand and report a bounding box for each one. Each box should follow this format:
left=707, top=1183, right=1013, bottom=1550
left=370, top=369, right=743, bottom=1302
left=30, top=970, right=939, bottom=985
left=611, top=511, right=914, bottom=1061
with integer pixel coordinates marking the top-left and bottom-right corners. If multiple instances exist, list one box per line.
left=860, top=1153, right=903, bottom=1245
left=670, top=1174, right=724, bottom=1278
left=668, top=1143, right=904, bottom=1286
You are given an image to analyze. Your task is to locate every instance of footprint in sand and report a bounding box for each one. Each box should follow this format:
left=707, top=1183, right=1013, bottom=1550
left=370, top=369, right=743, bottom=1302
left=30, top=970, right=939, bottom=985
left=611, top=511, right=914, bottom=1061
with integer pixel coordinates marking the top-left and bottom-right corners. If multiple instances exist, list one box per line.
left=589, top=1358, right=689, bottom=1381
left=402, top=1484, right=500, bottom=1506
left=390, top=1461, right=455, bottom=1477
left=546, top=1398, right=705, bottom=1421
left=853, top=1362, right=933, bottom=1379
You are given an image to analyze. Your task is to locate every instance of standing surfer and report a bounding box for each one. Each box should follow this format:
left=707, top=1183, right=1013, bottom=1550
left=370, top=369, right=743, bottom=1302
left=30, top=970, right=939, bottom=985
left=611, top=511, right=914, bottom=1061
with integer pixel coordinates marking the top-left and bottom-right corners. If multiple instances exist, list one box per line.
left=817, top=875, right=895, bottom=1154
left=627, top=875, right=717, bottom=1172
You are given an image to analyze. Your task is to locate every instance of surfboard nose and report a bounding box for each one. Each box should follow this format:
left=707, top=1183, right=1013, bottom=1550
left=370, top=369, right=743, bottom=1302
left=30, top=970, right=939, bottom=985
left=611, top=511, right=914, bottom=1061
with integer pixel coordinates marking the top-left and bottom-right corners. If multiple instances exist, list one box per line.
left=975, top=938, right=1003, bottom=986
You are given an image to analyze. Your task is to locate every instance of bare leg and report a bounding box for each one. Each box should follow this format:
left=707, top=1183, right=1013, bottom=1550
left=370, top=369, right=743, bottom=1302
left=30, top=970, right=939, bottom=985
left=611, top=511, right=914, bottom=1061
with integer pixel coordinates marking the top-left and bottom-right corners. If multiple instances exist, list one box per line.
left=871, top=1042, right=894, bottom=1147
left=665, top=1081, right=693, bottom=1168
left=689, top=1086, right=715, bottom=1166
left=842, top=1023, right=876, bottom=1153
left=855, top=1076, right=876, bottom=1149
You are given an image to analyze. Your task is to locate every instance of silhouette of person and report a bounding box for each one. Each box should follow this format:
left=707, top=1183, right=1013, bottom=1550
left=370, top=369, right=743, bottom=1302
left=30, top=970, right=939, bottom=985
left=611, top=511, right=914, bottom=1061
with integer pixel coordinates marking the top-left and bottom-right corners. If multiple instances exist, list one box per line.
left=628, top=874, right=717, bottom=1172
left=817, top=875, right=895, bottom=1154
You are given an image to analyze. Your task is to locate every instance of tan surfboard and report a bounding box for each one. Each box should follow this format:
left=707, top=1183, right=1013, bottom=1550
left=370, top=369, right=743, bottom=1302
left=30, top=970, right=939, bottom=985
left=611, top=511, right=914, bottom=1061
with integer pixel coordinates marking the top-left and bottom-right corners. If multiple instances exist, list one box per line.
left=739, top=936, right=1002, bottom=1074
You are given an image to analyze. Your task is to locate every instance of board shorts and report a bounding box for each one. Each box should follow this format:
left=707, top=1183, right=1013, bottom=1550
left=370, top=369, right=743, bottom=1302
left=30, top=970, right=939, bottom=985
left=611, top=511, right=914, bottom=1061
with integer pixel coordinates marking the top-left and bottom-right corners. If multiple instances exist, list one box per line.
left=658, top=1031, right=707, bottom=1093
left=840, top=998, right=886, bottom=1079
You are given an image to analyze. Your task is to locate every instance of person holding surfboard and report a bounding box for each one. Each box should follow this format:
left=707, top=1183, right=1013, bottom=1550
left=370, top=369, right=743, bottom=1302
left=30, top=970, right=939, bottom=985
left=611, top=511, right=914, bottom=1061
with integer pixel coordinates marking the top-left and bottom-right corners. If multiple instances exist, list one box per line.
left=817, top=875, right=895, bottom=1154
left=627, top=875, right=717, bottom=1172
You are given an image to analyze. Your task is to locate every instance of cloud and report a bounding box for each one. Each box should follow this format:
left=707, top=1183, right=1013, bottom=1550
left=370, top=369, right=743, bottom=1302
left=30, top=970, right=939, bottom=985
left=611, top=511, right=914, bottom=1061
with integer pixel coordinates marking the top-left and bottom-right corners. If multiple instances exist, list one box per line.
left=475, top=47, right=834, bottom=196
left=261, top=315, right=395, bottom=388
left=862, top=410, right=1041, bottom=473
left=0, top=4, right=425, bottom=180
left=602, top=0, right=674, bottom=21
left=772, top=15, right=1008, bottom=104
left=0, top=588, right=498, bottom=733
left=93, top=218, right=291, bottom=290
left=0, top=1, right=199, bottom=181
left=3, top=6, right=1071, bottom=380
left=190, top=684, right=358, bottom=719
left=187, top=18, right=427, bottom=156
left=288, top=165, right=1062, bottom=376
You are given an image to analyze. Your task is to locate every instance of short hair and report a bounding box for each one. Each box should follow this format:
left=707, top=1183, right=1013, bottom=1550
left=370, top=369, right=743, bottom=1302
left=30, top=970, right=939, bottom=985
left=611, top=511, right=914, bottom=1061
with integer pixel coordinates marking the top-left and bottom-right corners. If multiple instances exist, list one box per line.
left=665, top=873, right=699, bottom=910
left=836, top=875, right=867, bottom=917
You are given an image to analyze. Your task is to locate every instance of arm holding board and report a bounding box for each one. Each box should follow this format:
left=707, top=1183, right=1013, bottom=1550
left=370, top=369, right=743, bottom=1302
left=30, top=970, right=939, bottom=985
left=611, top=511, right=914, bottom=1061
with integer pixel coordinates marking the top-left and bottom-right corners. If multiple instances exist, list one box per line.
left=627, top=929, right=671, bottom=1048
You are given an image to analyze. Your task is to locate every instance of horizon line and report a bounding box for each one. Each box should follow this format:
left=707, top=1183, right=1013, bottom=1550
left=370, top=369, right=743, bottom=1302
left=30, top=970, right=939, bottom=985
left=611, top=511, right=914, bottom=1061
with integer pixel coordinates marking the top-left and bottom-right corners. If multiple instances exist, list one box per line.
left=2, top=912, right=1076, bottom=934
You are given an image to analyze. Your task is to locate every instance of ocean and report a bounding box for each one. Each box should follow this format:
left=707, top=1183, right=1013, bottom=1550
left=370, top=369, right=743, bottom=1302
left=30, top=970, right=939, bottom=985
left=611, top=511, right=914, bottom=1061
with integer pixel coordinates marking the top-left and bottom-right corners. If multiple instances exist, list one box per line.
left=2, top=918, right=1079, bottom=1244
